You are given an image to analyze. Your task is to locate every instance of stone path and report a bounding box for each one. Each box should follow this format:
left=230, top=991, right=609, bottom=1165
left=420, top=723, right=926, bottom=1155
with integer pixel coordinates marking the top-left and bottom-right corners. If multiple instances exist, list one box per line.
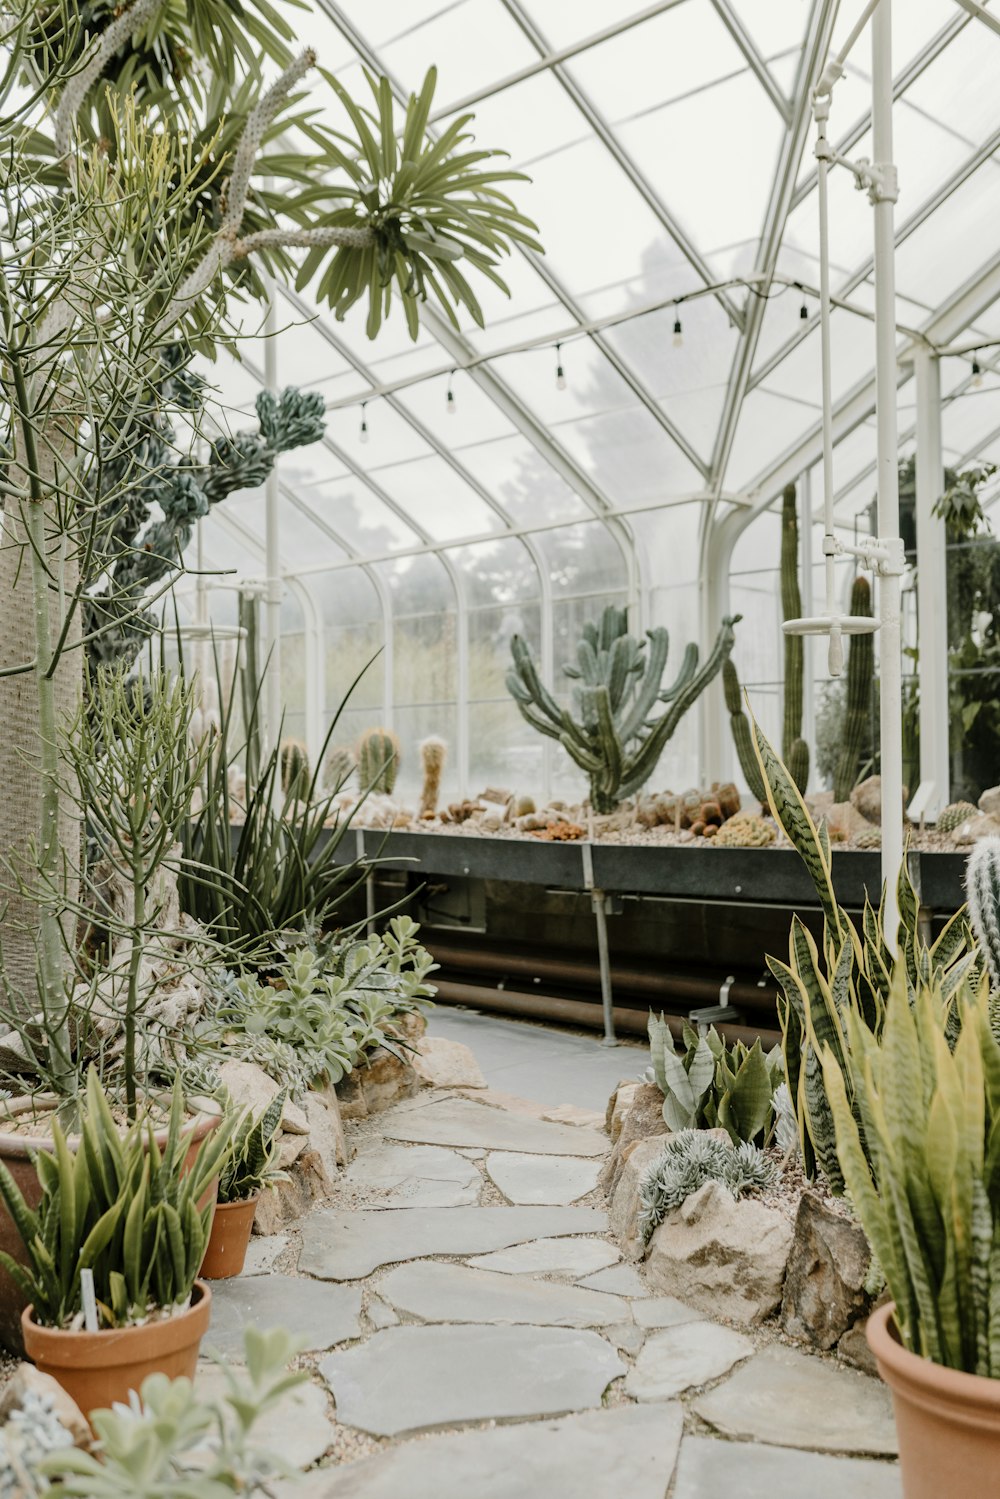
left=195, top=1055, right=902, bottom=1497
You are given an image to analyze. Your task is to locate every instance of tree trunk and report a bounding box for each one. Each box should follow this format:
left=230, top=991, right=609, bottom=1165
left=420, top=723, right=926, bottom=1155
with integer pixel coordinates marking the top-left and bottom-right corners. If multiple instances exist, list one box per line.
left=0, top=440, right=82, bottom=1021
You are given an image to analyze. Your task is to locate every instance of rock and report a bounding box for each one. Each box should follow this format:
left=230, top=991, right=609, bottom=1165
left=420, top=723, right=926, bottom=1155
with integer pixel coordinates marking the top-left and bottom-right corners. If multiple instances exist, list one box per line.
left=217, top=1060, right=288, bottom=1123
left=979, top=785, right=1000, bottom=817
left=299, top=1206, right=609, bottom=1280
left=335, top=1072, right=369, bottom=1119
left=241, top=1234, right=287, bottom=1276
left=253, top=1148, right=335, bottom=1235
left=296, top=1402, right=681, bottom=1499
left=839, top=1318, right=879, bottom=1377
left=0, top=1365, right=91, bottom=1450
left=606, top=1081, right=640, bottom=1141
left=205, top=1274, right=362, bottom=1360
left=599, top=1084, right=668, bottom=1195
left=280, top=1100, right=309, bottom=1134
left=780, top=1192, right=871, bottom=1349
left=609, top=1137, right=669, bottom=1261
left=672, top=1436, right=902, bottom=1499
left=542, top=1104, right=606, bottom=1129
left=305, top=1086, right=349, bottom=1174
left=632, top=1296, right=701, bottom=1329
left=577, top=1263, right=648, bottom=1297
left=367, top=1297, right=399, bottom=1330
left=195, top=1367, right=334, bottom=1469
left=850, top=775, right=884, bottom=824
left=953, top=812, right=1000, bottom=846
left=412, top=1036, right=487, bottom=1089
left=693, top=1343, right=896, bottom=1454
left=486, top=1152, right=601, bottom=1205
left=624, top=1321, right=753, bottom=1401
left=320, top=1324, right=625, bottom=1437
left=380, top=1261, right=628, bottom=1328
left=356, top=1047, right=421, bottom=1115
left=382, top=1096, right=607, bottom=1157
left=645, top=1180, right=793, bottom=1325
left=277, top=1134, right=307, bottom=1169
left=825, top=801, right=875, bottom=841
left=466, top=1237, right=620, bottom=1279
left=342, top=1144, right=481, bottom=1209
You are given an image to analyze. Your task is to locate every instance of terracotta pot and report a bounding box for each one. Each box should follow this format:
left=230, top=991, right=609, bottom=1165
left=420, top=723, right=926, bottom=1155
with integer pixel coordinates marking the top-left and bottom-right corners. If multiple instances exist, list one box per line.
left=23, top=1280, right=212, bottom=1418
left=0, top=1110, right=219, bottom=1354
left=200, top=1194, right=259, bottom=1279
left=867, top=1301, right=1000, bottom=1498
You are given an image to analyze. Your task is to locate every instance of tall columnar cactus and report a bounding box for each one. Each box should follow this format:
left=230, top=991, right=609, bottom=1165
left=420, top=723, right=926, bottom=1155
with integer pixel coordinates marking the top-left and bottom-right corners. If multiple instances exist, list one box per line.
left=967, top=838, right=1000, bottom=992
left=280, top=738, right=311, bottom=800
left=419, top=736, right=447, bottom=817
left=723, top=658, right=767, bottom=804
left=780, top=483, right=809, bottom=792
left=833, top=576, right=875, bottom=802
left=507, top=606, right=739, bottom=814
left=357, top=728, right=400, bottom=795
left=238, top=591, right=262, bottom=790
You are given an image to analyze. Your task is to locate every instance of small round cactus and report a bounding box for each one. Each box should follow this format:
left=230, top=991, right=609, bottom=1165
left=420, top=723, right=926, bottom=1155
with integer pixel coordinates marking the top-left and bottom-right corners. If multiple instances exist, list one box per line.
left=280, top=738, right=311, bottom=799
left=937, top=800, right=979, bottom=836
left=713, top=813, right=776, bottom=848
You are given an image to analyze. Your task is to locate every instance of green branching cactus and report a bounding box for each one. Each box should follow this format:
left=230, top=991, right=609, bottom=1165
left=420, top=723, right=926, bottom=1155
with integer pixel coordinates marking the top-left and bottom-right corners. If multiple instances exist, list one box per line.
left=723, top=658, right=767, bottom=803
left=833, top=576, right=875, bottom=802
left=357, top=727, right=400, bottom=795
left=781, top=484, right=810, bottom=792
left=507, top=606, right=739, bottom=814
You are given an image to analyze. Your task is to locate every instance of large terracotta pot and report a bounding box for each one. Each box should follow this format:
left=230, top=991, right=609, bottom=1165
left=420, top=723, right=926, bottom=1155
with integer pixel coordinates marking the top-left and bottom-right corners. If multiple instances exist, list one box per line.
left=0, top=1110, right=219, bottom=1353
left=200, top=1194, right=259, bottom=1279
left=23, top=1280, right=212, bottom=1418
left=867, top=1301, right=1000, bottom=1498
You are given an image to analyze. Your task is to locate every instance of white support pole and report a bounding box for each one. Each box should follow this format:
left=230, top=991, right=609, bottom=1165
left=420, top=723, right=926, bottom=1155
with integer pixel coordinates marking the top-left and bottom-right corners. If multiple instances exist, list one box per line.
left=913, top=349, right=950, bottom=819
left=800, top=467, right=816, bottom=754
left=871, top=0, right=904, bottom=943
left=263, top=286, right=283, bottom=768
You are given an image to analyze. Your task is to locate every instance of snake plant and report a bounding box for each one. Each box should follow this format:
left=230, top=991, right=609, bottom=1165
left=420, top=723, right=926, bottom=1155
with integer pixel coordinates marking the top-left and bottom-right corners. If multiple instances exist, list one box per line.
left=648, top=1014, right=783, bottom=1146
left=0, top=1072, right=229, bottom=1330
left=217, top=1092, right=287, bottom=1206
left=753, top=720, right=982, bottom=1190
left=823, top=966, right=1000, bottom=1373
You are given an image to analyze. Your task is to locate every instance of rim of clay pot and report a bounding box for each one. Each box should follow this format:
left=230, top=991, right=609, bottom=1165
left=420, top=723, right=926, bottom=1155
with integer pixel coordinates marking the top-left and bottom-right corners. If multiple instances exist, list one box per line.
left=22, top=1281, right=212, bottom=1369
left=214, top=1191, right=260, bottom=1212
left=0, top=1108, right=220, bottom=1161
left=868, top=1301, right=1000, bottom=1416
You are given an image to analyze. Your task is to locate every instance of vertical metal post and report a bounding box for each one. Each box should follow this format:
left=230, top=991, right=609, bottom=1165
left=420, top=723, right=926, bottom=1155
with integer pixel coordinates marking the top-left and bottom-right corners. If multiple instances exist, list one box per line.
left=357, top=827, right=376, bottom=937
left=263, top=284, right=283, bottom=770
left=871, top=0, right=903, bottom=946
left=913, top=349, right=950, bottom=819
left=581, top=842, right=616, bottom=1046
left=800, top=467, right=816, bottom=754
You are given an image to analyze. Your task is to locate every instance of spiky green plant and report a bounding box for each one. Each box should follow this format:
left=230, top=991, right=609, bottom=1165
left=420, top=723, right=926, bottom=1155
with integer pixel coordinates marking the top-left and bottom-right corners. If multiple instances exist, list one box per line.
left=832, top=576, right=876, bottom=802
left=279, top=738, right=311, bottom=800
left=0, top=1072, right=229, bottom=1331
left=723, top=658, right=767, bottom=803
left=781, top=484, right=809, bottom=792
left=823, top=967, right=999, bottom=1373
left=638, top=1131, right=778, bottom=1244
left=357, top=728, right=400, bottom=797
left=753, top=720, right=981, bottom=1190
left=217, top=1091, right=287, bottom=1206
left=647, top=1015, right=782, bottom=1146
left=507, top=606, right=739, bottom=814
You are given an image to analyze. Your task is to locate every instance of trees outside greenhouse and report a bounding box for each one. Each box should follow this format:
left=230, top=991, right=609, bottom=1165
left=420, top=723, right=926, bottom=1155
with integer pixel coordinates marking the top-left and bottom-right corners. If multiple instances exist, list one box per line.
left=0, top=2, right=998, bottom=1495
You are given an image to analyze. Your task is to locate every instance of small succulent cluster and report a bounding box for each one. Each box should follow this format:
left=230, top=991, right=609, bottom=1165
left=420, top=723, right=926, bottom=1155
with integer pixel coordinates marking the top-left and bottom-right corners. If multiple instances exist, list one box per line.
left=637, top=782, right=742, bottom=838
left=713, top=813, right=776, bottom=848
left=937, top=800, right=979, bottom=835
left=638, top=1130, right=778, bottom=1244
left=0, top=1388, right=76, bottom=1498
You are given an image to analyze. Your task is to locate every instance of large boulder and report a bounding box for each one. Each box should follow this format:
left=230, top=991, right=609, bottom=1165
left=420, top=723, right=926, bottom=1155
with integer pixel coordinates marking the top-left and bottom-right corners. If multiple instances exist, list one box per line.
left=605, top=1081, right=641, bottom=1141
left=645, top=1180, right=793, bottom=1325
left=825, top=801, right=874, bottom=842
left=217, top=1059, right=306, bottom=1131
left=0, top=1364, right=91, bottom=1451
left=600, top=1084, right=668, bottom=1196
left=609, top=1137, right=669, bottom=1261
left=413, top=1036, right=486, bottom=1090
left=780, top=1191, right=871, bottom=1349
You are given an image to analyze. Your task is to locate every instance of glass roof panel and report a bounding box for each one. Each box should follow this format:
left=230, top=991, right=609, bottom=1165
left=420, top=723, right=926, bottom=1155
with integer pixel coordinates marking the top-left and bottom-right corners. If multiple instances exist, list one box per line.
left=734, top=0, right=808, bottom=57
left=535, top=521, right=629, bottom=596
left=902, top=15, right=1000, bottom=142
left=377, top=0, right=538, bottom=109
left=554, top=403, right=705, bottom=503
left=295, top=475, right=419, bottom=554
left=570, top=2, right=748, bottom=116
left=448, top=537, right=541, bottom=606
left=894, top=161, right=1000, bottom=308
left=454, top=435, right=591, bottom=527
left=397, top=369, right=519, bottom=448
left=374, top=455, right=505, bottom=540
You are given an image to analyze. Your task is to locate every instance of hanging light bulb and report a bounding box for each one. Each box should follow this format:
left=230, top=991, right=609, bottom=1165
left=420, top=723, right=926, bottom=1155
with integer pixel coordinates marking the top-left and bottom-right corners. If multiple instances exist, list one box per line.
left=800, top=301, right=809, bottom=320
left=359, top=403, right=369, bottom=443
left=555, top=342, right=567, bottom=391
left=972, top=357, right=983, bottom=388
left=672, top=314, right=683, bottom=348
left=447, top=371, right=456, bottom=415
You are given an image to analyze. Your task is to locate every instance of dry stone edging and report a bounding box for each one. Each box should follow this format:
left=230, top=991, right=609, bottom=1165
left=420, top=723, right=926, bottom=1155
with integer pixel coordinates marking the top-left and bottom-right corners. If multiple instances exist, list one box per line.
left=780, top=1190, right=872, bottom=1349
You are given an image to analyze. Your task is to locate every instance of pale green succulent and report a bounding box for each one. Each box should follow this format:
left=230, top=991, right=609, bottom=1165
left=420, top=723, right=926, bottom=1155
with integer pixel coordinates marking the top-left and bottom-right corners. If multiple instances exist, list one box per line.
left=638, top=1130, right=778, bottom=1244
left=648, top=1014, right=783, bottom=1146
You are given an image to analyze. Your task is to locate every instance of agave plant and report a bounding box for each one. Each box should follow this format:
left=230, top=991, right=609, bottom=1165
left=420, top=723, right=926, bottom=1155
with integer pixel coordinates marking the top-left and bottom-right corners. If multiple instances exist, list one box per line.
left=647, top=1014, right=782, bottom=1146
left=753, top=720, right=982, bottom=1190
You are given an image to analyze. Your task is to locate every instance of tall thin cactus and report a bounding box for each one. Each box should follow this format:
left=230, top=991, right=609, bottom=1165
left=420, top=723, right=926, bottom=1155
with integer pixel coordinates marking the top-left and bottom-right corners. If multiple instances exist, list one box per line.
left=723, top=658, right=766, bottom=804
left=781, top=484, right=809, bottom=792
left=967, top=838, right=1000, bottom=992
left=507, top=606, right=739, bottom=814
left=833, top=576, right=875, bottom=802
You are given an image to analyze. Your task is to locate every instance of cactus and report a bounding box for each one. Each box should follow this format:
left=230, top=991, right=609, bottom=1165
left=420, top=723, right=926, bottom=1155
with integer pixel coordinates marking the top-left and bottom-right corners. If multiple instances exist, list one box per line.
left=325, top=744, right=355, bottom=790
left=855, top=827, right=882, bottom=850
left=238, top=590, right=262, bottom=789
left=938, top=800, right=978, bottom=835
left=713, top=813, right=776, bottom=848
left=968, top=838, right=1000, bottom=993
left=419, top=735, right=447, bottom=817
left=507, top=605, right=739, bottom=814
left=716, top=781, right=741, bottom=820
left=832, top=576, right=875, bottom=802
left=723, top=658, right=767, bottom=804
left=357, top=727, right=400, bottom=795
left=280, top=738, right=311, bottom=800
left=781, top=483, right=810, bottom=793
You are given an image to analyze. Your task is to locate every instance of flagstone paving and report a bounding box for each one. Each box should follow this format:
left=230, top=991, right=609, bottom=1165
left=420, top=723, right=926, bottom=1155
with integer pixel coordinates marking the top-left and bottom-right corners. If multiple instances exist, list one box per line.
left=320, top=1324, right=626, bottom=1436
left=220, top=1036, right=901, bottom=1494
left=379, top=1260, right=629, bottom=1327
